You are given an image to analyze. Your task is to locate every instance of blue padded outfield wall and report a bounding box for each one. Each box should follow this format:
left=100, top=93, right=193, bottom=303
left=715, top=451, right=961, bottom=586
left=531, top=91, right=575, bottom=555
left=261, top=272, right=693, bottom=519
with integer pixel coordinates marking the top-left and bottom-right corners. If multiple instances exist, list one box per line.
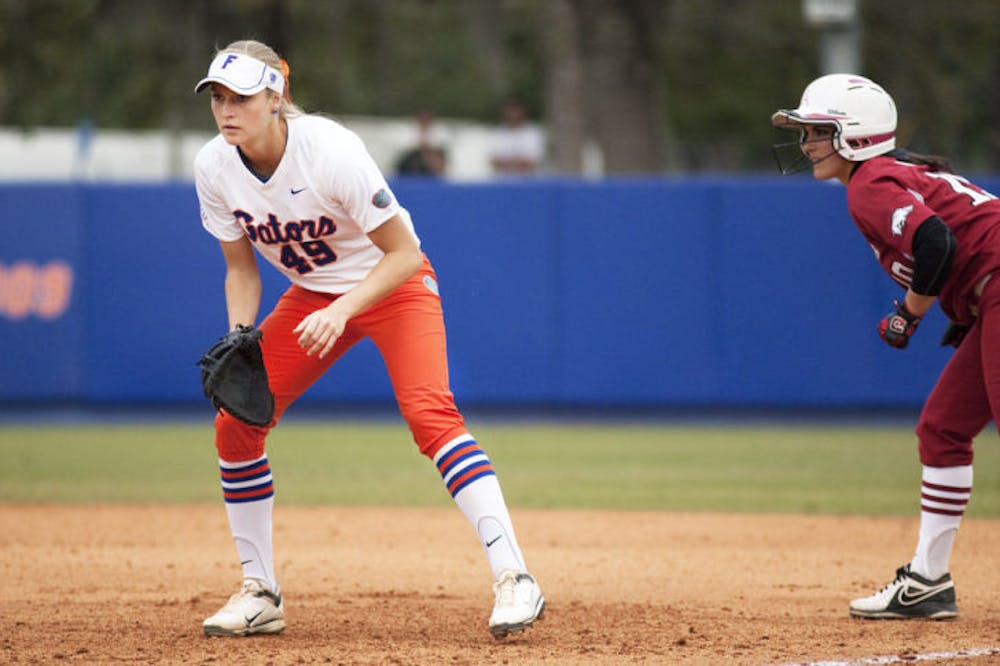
left=2, top=176, right=987, bottom=411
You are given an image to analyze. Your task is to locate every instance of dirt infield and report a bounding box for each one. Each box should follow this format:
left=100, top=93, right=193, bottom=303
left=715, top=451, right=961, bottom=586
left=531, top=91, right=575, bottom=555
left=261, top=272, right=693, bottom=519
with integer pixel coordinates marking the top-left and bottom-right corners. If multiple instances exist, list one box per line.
left=3, top=505, right=1000, bottom=665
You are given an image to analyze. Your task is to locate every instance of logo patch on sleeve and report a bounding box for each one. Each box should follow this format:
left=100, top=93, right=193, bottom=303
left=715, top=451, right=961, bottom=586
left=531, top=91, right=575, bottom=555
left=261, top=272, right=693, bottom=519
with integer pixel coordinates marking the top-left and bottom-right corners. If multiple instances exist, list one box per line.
left=891, top=204, right=913, bottom=236
left=423, top=275, right=439, bottom=296
left=372, top=188, right=392, bottom=209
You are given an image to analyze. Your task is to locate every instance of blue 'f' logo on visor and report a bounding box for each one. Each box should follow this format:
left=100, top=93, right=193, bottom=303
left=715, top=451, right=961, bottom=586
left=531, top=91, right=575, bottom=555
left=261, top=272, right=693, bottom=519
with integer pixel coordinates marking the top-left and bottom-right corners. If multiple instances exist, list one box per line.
left=222, top=54, right=238, bottom=69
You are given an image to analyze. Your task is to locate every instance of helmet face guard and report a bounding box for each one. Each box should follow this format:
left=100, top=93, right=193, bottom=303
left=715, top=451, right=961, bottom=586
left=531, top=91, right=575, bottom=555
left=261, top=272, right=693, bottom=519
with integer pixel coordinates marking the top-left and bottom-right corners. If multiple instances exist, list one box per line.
left=770, top=121, right=842, bottom=175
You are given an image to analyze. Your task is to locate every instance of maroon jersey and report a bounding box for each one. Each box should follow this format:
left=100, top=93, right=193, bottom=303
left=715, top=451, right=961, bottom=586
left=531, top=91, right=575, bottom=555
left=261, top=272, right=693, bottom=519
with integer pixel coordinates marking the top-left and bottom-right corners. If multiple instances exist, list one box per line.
left=847, top=156, right=1000, bottom=323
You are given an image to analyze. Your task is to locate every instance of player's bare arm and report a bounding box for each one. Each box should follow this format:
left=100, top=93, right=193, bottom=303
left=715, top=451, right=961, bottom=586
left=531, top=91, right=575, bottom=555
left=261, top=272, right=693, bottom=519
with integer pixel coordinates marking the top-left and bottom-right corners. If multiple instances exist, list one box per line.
left=294, top=214, right=422, bottom=358
left=902, top=291, right=936, bottom=318
left=220, top=237, right=262, bottom=329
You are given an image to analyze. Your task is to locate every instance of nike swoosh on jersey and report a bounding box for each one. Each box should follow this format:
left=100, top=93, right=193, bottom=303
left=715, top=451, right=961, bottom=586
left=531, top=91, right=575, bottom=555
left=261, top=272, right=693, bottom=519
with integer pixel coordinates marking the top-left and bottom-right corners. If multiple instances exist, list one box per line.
left=290, top=187, right=307, bottom=195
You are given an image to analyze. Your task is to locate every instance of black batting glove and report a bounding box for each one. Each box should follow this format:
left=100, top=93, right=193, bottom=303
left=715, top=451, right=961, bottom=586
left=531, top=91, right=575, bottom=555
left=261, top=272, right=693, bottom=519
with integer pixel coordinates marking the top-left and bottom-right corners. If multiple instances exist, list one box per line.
left=878, top=299, right=921, bottom=349
left=940, top=321, right=970, bottom=348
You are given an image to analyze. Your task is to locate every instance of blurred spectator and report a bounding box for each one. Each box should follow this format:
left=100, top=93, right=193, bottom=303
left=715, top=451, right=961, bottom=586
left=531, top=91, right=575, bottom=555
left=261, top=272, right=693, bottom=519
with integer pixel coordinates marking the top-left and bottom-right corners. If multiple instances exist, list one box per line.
left=394, top=111, right=447, bottom=177
left=488, top=99, right=546, bottom=175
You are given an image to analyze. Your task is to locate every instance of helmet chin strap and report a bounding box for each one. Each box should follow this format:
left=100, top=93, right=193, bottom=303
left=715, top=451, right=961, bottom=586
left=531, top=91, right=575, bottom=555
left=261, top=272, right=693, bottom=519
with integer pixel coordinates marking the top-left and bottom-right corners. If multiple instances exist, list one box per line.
left=809, top=148, right=840, bottom=167
left=799, top=130, right=843, bottom=169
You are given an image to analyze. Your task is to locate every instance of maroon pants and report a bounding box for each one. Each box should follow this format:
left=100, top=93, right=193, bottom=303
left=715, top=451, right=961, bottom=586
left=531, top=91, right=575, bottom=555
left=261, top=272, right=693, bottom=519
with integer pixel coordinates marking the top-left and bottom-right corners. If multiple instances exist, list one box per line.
left=917, top=275, right=1000, bottom=466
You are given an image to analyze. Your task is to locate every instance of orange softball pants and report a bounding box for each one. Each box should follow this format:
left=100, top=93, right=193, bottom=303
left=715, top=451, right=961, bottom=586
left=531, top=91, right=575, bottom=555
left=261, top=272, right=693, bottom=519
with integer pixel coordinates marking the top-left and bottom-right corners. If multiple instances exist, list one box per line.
left=214, top=257, right=468, bottom=462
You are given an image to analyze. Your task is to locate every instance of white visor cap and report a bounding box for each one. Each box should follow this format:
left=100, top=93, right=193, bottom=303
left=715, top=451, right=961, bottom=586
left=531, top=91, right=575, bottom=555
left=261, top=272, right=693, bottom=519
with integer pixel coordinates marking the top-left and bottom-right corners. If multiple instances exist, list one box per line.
left=194, top=52, right=284, bottom=96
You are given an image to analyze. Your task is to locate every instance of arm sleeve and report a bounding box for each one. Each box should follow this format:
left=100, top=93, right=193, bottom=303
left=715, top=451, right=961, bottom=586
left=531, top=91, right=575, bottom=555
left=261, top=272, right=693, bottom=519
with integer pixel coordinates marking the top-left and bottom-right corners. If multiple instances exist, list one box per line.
left=910, top=215, right=956, bottom=296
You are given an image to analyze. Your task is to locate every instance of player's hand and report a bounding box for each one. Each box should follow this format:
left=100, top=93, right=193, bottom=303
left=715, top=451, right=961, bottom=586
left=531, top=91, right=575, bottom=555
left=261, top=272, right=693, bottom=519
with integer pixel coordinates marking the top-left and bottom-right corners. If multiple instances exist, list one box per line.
left=877, top=299, right=921, bottom=349
left=293, top=305, right=349, bottom=358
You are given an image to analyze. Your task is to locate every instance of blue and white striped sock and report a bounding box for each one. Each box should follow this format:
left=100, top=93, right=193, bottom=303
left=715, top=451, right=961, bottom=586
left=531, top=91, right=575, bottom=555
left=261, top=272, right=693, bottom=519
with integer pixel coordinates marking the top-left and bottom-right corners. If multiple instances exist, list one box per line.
left=434, top=435, right=526, bottom=578
left=219, top=455, right=277, bottom=590
left=219, top=455, right=274, bottom=503
left=435, top=435, right=496, bottom=497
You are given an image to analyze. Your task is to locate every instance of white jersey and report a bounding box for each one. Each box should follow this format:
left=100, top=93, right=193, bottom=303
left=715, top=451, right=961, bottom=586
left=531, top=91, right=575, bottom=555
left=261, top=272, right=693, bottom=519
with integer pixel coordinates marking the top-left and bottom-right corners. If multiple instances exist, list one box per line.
left=194, top=114, right=420, bottom=294
left=488, top=124, right=545, bottom=165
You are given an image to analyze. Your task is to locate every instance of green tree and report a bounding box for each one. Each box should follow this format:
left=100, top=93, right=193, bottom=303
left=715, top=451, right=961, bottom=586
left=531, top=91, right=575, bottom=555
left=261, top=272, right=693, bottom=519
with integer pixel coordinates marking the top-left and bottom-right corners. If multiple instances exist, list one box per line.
left=4, top=0, right=1000, bottom=172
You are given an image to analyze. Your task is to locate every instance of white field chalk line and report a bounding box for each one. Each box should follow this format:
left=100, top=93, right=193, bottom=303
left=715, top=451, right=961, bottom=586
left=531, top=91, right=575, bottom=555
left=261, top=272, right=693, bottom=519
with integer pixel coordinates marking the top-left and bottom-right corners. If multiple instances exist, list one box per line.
left=776, top=646, right=1000, bottom=666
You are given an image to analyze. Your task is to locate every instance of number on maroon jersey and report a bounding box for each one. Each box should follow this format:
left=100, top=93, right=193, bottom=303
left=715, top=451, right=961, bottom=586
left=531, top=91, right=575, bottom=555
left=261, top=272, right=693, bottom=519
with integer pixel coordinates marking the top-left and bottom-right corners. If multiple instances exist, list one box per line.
left=925, top=172, right=998, bottom=207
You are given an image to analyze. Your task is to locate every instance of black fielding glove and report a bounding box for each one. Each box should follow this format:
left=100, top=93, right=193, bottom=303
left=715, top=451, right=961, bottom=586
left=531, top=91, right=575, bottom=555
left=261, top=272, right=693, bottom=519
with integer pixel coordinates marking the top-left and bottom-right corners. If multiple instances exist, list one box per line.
left=197, top=325, right=275, bottom=426
left=877, top=300, right=921, bottom=349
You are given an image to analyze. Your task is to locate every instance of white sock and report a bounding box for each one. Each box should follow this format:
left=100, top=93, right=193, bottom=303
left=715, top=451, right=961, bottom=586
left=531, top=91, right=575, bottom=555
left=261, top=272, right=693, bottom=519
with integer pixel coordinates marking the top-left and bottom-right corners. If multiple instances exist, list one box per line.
left=219, top=455, right=278, bottom=591
left=433, top=435, right=527, bottom=579
left=911, top=464, right=972, bottom=580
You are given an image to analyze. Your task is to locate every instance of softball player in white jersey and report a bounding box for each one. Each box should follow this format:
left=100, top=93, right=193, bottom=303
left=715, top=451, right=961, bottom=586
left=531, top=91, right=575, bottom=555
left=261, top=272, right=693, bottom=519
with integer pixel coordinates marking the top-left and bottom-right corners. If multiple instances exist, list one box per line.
left=194, top=39, right=544, bottom=640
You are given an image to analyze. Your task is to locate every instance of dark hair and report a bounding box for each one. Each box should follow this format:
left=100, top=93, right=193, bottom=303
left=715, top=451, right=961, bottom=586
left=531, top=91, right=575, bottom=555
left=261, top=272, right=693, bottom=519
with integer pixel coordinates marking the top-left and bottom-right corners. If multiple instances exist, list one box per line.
left=889, top=149, right=954, bottom=173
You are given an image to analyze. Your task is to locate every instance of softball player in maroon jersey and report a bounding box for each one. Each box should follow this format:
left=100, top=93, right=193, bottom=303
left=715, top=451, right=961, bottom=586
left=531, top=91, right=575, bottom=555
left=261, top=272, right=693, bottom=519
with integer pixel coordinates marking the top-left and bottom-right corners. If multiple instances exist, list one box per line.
left=192, top=39, right=543, bottom=639
left=773, top=74, right=1000, bottom=619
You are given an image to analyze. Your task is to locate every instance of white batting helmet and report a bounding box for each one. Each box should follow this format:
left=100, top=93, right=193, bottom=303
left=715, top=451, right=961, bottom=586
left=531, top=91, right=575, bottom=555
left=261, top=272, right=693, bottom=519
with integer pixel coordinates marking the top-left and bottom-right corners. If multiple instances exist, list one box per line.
left=772, top=73, right=897, bottom=162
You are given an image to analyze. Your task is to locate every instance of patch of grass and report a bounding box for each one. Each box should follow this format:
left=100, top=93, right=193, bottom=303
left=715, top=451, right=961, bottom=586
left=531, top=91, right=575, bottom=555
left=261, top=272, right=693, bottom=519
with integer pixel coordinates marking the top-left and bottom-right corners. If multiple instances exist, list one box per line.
left=1, top=421, right=998, bottom=516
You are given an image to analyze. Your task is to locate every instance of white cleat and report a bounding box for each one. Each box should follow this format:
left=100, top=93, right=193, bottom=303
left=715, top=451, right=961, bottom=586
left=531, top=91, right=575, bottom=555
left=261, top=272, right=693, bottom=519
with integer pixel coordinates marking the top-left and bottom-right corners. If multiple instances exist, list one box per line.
left=488, top=570, right=545, bottom=639
left=849, top=564, right=957, bottom=620
left=203, top=578, right=286, bottom=636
